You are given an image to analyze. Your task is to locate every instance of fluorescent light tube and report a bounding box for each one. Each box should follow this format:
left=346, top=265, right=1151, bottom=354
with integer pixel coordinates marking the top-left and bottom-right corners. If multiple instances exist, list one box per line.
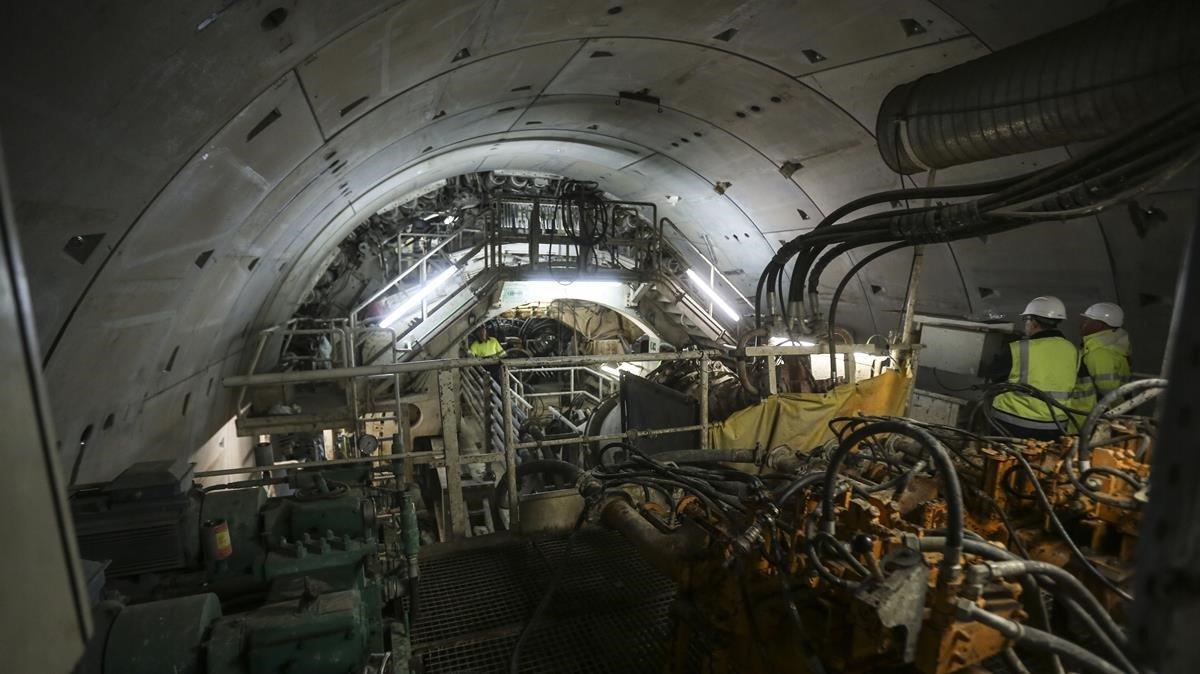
left=686, top=269, right=740, bottom=322
left=379, top=266, right=458, bottom=328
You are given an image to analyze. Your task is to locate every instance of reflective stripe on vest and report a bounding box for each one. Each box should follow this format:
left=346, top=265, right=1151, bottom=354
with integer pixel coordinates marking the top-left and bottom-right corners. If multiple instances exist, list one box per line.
left=1081, top=329, right=1132, bottom=397
left=1068, top=380, right=1095, bottom=399
left=993, top=336, right=1080, bottom=423
left=991, top=408, right=1066, bottom=431
left=1067, top=375, right=1098, bottom=432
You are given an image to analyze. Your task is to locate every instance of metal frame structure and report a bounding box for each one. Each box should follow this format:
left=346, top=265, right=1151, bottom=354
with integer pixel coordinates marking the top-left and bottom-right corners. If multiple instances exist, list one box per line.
left=744, top=342, right=919, bottom=394
left=224, top=350, right=719, bottom=539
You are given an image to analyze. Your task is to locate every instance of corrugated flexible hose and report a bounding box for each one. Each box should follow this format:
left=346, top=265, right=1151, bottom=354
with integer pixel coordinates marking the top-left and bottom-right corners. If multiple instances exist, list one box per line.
left=876, top=0, right=1200, bottom=173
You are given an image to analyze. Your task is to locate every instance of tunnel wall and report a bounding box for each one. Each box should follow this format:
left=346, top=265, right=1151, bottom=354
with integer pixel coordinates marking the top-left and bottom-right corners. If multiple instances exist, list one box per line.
left=0, top=0, right=1191, bottom=482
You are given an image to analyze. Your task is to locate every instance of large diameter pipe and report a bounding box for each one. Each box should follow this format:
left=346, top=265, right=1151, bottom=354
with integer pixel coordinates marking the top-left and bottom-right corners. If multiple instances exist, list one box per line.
left=876, top=0, right=1199, bottom=174
left=599, top=498, right=708, bottom=579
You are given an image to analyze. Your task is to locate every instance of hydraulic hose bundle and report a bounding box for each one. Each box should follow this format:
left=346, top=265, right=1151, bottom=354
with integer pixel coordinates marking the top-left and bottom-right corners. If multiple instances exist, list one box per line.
left=500, top=413, right=1147, bottom=673
left=755, top=99, right=1200, bottom=350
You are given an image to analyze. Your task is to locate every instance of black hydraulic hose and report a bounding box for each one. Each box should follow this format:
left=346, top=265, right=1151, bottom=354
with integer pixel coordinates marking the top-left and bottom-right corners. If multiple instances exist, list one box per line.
left=1066, top=378, right=1166, bottom=510
left=1057, top=595, right=1137, bottom=674
left=735, top=326, right=768, bottom=396
left=804, top=234, right=899, bottom=301
left=919, top=536, right=1062, bottom=674
left=775, top=572, right=830, bottom=674
left=762, top=98, right=1200, bottom=327
left=775, top=472, right=827, bottom=507
left=996, top=140, right=1200, bottom=222
left=824, top=242, right=908, bottom=374
left=959, top=602, right=1126, bottom=674
left=821, top=421, right=965, bottom=575
left=1076, top=378, right=1167, bottom=463
left=803, top=528, right=860, bottom=590
left=595, top=445, right=752, bottom=520
left=786, top=127, right=1200, bottom=324
left=787, top=230, right=893, bottom=305
left=1002, top=648, right=1033, bottom=674
left=779, top=172, right=1045, bottom=306
left=757, top=223, right=891, bottom=324
left=987, top=440, right=1135, bottom=603
left=805, top=173, right=1038, bottom=236
left=994, top=130, right=1200, bottom=217
left=979, top=559, right=1129, bottom=652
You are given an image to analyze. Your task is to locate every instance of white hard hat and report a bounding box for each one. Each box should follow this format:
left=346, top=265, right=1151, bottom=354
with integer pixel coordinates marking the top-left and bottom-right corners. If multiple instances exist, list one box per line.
left=1021, top=296, right=1067, bottom=321
left=1082, top=302, right=1124, bottom=328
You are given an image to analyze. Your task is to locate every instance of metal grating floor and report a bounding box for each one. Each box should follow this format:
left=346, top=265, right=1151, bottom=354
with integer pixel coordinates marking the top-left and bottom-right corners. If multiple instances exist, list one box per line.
left=410, top=528, right=677, bottom=673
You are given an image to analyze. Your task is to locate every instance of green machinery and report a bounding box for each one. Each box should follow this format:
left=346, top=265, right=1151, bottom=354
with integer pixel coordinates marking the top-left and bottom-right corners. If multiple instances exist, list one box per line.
left=72, top=461, right=420, bottom=674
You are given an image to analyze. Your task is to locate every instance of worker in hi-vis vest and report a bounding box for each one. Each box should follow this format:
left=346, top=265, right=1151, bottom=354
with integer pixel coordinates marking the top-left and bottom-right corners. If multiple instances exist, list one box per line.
left=986, top=296, right=1080, bottom=440
left=468, top=325, right=506, bottom=358
left=1068, top=302, right=1133, bottom=414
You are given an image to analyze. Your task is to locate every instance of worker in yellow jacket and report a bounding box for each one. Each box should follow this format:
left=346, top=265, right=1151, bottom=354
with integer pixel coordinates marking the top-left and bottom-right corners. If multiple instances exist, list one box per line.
left=986, top=296, right=1080, bottom=439
left=1068, top=302, right=1132, bottom=413
left=468, top=325, right=506, bottom=358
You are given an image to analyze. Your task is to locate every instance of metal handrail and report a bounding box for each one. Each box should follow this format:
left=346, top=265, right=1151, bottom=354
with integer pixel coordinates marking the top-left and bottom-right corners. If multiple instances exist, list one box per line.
left=236, top=321, right=355, bottom=411
left=660, top=216, right=753, bottom=308
left=351, top=221, right=472, bottom=318
left=652, top=270, right=737, bottom=342
left=225, top=350, right=711, bottom=388
left=505, top=365, right=615, bottom=408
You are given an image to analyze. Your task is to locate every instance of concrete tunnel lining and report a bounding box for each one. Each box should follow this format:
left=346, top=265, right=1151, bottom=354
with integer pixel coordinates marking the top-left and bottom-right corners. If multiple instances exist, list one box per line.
left=0, top=1, right=1191, bottom=483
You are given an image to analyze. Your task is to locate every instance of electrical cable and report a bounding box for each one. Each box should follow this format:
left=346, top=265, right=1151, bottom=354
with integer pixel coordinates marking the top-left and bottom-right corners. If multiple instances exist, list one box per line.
left=1056, top=595, right=1137, bottom=674
left=918, top=536, right=1062, bottom=674
left=818, top=419, right=966, bottom=591
left=824, top=242, right=907, bottom=374
left=1067, top=378, right=1166, bottom=509
left=959, top=603, right=1126, bottom=674
left=754, top=101, right=1200, bottom=328
left=980, top=559, right=1129, bottom=652
left=985, top=439, right=1135, bottom=603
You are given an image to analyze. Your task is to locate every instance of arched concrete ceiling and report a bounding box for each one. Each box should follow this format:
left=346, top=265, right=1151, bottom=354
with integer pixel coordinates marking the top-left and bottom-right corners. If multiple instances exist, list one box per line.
left=1, top=0, right=1192, bottom=482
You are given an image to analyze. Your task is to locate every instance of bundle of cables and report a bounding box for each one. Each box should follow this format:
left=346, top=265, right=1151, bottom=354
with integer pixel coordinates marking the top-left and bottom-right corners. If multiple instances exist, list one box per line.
left=967, top=378, right=1160, bottom=516
left=776, top=415, right=1141, bottom=674
left=755, top=97, right=1200, bottom=362
left=505, top=420, right=1143, bottom=673
left=544, top=180, right=618, bottom=274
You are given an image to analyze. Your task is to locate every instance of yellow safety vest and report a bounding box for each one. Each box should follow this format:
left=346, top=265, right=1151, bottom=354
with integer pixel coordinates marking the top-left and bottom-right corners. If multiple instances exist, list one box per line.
left=1067, top=328, right=1132, bottom=414
left=469, top=337, right=505, bottom=358
left=992, top=335, right=1080, bottom=426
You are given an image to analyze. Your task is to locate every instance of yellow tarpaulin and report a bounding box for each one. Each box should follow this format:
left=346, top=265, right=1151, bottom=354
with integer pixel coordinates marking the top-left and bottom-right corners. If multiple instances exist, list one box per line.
left=708, top=370, right=913, bottom=452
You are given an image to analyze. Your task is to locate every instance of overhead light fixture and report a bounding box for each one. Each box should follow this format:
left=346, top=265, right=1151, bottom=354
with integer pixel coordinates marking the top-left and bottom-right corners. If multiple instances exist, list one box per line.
left=515, top=280, right=627, bottom=302
left=379, top=266, right=458, bottom=328
left=685, top=269, right=740, bottom=323
left=443, top=215, right=457, bottom=225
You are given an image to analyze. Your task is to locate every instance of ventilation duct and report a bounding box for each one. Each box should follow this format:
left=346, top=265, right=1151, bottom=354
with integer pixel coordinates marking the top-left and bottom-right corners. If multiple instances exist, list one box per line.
left=876, top=0, right=1199, bottom=174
